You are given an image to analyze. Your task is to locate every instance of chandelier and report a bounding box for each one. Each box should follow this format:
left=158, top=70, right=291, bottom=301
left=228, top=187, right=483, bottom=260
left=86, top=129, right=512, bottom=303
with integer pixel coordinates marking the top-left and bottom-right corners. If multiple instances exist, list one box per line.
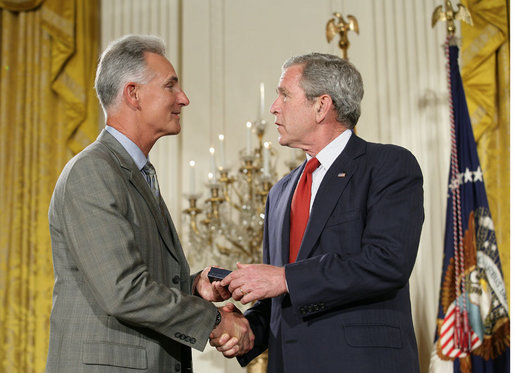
left=184, top=118, right=281, bottom=266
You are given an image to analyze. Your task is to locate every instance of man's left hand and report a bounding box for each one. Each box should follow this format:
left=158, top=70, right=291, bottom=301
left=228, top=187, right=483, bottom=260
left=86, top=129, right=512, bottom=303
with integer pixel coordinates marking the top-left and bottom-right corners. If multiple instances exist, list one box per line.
left=221, top=263, right=287, bottom=304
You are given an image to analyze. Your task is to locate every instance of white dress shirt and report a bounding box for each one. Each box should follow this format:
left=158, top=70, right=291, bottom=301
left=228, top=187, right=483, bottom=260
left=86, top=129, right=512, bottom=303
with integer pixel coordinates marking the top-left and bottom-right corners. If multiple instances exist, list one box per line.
left=305, top=129, right=352, bottom=212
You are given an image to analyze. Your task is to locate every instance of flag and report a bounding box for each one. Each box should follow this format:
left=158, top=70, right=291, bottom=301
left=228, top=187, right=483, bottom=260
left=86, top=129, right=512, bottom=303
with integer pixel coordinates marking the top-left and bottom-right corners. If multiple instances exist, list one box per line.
left=429, top=39, right=510, bottom=372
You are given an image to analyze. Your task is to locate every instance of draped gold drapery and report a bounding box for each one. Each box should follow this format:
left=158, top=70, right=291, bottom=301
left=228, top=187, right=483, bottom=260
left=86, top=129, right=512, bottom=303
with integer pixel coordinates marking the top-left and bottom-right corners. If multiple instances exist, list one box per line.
left=0, top=0, right=99, bottom=371
left=461, top=0, right=510, bottom=304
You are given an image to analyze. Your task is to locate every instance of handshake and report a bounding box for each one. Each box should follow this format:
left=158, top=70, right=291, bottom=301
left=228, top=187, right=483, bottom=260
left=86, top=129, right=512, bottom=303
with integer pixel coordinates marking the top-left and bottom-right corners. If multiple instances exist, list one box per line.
left=195, top=263, right=288, bottom=358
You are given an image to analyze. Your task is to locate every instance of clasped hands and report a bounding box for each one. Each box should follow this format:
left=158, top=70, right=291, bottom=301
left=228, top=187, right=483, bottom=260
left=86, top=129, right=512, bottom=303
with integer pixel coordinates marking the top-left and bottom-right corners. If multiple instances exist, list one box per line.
left=196, top=263, right=287, bottom=358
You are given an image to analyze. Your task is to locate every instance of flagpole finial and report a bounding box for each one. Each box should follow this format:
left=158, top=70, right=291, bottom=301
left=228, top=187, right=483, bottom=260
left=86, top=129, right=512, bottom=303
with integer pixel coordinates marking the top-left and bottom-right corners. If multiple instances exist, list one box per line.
left=326, top=12, right=359, bottom=60
left=431, top=0, right=473, bottom=37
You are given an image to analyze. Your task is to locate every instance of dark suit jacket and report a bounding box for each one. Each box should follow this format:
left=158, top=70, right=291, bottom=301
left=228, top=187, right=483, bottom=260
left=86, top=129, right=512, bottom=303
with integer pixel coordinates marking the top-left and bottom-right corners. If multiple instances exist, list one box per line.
left=239, top=134, right=424, bottom=373
left=47, top=130, right=217, bottom=372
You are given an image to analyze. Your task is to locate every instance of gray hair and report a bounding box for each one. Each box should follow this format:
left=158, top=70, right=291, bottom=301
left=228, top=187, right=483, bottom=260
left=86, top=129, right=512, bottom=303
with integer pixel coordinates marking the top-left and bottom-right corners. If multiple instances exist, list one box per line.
left=95, top=34, right=166, bottom=114
left=282, top=53, right=364, bottom=128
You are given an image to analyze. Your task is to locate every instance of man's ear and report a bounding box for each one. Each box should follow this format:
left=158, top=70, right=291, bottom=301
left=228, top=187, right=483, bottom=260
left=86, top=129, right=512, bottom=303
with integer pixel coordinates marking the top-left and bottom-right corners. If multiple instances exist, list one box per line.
left=123, top=82, right=140, bottom=109
left=315, top=94, right=333, bottom=123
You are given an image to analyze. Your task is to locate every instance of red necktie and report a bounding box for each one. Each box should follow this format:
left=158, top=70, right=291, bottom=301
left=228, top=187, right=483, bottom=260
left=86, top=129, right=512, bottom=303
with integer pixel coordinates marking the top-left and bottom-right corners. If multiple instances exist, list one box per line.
left=289, top=157, right=320, bottom=263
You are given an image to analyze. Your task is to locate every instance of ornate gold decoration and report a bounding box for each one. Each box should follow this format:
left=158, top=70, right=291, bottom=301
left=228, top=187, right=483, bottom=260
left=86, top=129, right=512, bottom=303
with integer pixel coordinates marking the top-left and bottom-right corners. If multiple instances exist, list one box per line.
left=184, top=119, right=280, bottom=267
left=325, top=12, right=359, bottom=60
left=184, top=122, right=276, bottom=373
left=431, top=0, right=473, bottom=36
left=247, top=350, right=268, bottom=373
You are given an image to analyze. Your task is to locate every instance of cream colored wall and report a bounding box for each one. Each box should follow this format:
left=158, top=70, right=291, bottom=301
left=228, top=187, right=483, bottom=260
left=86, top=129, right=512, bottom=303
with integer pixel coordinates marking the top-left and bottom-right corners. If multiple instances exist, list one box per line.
left=100, top=1, right=451, bottom=372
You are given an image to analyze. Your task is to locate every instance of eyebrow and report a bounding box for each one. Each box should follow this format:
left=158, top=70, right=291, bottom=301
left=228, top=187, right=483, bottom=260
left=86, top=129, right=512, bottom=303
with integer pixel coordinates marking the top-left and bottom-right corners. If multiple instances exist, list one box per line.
left=276, top=87, right=287, bottom=95
left=164, top=76, right=179, bottom=85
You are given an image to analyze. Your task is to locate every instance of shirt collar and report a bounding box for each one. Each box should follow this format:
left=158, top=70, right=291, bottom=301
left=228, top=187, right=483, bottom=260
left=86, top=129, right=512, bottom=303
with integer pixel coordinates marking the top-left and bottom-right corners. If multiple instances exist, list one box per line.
left=306, top=129, right=352, bottom=170
left=105, top=125, right=148, bottom=170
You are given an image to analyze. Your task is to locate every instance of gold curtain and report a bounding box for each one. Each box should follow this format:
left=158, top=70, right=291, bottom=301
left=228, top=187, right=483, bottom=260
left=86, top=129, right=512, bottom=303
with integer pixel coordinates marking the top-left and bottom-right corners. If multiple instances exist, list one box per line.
left=0, top=0, right=99, bottom=371
left=460, top=0, right=510, bottom=305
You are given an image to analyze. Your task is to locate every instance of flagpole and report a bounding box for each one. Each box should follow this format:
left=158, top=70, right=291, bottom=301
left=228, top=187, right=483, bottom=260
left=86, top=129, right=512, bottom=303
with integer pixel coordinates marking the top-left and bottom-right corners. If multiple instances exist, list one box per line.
left=445, top=35, right=473, bottom=353
left=430, top=2, right=510, bottom=371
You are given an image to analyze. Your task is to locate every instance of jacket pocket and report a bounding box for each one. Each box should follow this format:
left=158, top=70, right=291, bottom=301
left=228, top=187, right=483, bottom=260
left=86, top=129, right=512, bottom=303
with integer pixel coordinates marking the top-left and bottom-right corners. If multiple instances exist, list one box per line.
left=82, top=341, right=147, bottom=369
left=325, top=209, right=360, bottom=227
left=343, top=324, right=402, bottom=349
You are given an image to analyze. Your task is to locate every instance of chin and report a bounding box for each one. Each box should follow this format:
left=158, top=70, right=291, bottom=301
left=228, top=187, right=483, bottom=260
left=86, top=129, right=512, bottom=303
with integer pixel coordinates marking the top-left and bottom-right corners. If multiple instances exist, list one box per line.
left=278, top=136, right=288, bottom=146
left=167, top=123, right=181, bottom=135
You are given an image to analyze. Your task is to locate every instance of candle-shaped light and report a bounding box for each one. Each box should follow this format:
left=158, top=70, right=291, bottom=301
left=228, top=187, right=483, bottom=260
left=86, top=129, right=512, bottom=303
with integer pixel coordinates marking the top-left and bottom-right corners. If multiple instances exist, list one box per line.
left=246, top=121, right=253, bottom=156
left=263, top=142, right=271, bottom=177
left=209, top=147, right=217, bottom=182
left=218, top=134, right=225, bottom=169
left=189, top=160, right=196, bottom=194
left=259, top=82, right=265, bottom=119
left=207, top=172, right=214, bottom=184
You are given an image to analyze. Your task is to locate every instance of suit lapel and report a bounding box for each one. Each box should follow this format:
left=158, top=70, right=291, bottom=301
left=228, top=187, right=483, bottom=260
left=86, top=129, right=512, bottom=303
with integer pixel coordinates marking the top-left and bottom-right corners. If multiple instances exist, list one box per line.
left=274, top=164, right=304, bottom=266
left=295, top=135, right=366, bottom=262
left=160, top=197, right=188, bottom=266
left=98, top=130, right=179, bottom=261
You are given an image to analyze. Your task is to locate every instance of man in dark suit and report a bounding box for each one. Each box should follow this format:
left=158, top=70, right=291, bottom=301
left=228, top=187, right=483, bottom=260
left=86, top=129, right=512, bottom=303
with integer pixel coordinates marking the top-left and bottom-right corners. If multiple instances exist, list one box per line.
left=213, top=53, right=424, bottom=372
left=46, top=35, right=253, bottom=372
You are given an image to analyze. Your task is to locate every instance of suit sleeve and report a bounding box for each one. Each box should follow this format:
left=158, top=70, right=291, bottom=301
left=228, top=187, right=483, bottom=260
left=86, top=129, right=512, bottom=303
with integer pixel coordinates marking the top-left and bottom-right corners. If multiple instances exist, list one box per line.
left=54, top=154, right=217, bottom=351
left=285, top=146, right=424, bottom=316
left=237, top=298, right=271, bottom=367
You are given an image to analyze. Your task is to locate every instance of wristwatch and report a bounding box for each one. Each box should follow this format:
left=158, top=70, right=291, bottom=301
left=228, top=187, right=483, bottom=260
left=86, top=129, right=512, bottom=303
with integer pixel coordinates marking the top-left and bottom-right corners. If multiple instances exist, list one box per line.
left=214, top=310, right=222, bottom=327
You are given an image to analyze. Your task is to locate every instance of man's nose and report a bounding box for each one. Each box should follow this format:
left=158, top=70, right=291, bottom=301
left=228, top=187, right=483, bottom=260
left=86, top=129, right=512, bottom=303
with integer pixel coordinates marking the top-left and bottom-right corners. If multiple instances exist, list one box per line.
left=270, top=97, right=280, bottom=114
left=179, top=90, right=190, bottom=106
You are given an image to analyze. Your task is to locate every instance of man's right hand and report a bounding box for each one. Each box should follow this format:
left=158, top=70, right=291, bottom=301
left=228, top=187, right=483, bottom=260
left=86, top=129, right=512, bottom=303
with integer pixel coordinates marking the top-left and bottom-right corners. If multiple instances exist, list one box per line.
left=209, top=303, right=254, bottom=358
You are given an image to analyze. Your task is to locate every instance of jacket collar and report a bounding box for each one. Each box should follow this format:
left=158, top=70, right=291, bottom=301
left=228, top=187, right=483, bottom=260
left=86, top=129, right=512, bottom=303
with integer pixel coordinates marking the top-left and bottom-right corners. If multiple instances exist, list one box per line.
left=97, top=129, right=180, bottom=261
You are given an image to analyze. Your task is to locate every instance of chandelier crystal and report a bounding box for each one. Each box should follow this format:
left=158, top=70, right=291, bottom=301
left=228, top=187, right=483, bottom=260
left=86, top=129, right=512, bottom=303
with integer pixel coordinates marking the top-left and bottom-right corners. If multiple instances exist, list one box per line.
left=184, top=119, right=284, bottom=267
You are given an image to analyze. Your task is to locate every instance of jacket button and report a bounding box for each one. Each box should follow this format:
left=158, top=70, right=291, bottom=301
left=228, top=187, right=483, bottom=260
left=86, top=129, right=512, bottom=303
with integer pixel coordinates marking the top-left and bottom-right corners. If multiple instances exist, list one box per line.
left=172, top=275, right=180, bottom=284
left=191, top=338, right=196, bottom=344
left=174, top=332, right=181, bottom=338
left=175, top=362, right=181, bottom=371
